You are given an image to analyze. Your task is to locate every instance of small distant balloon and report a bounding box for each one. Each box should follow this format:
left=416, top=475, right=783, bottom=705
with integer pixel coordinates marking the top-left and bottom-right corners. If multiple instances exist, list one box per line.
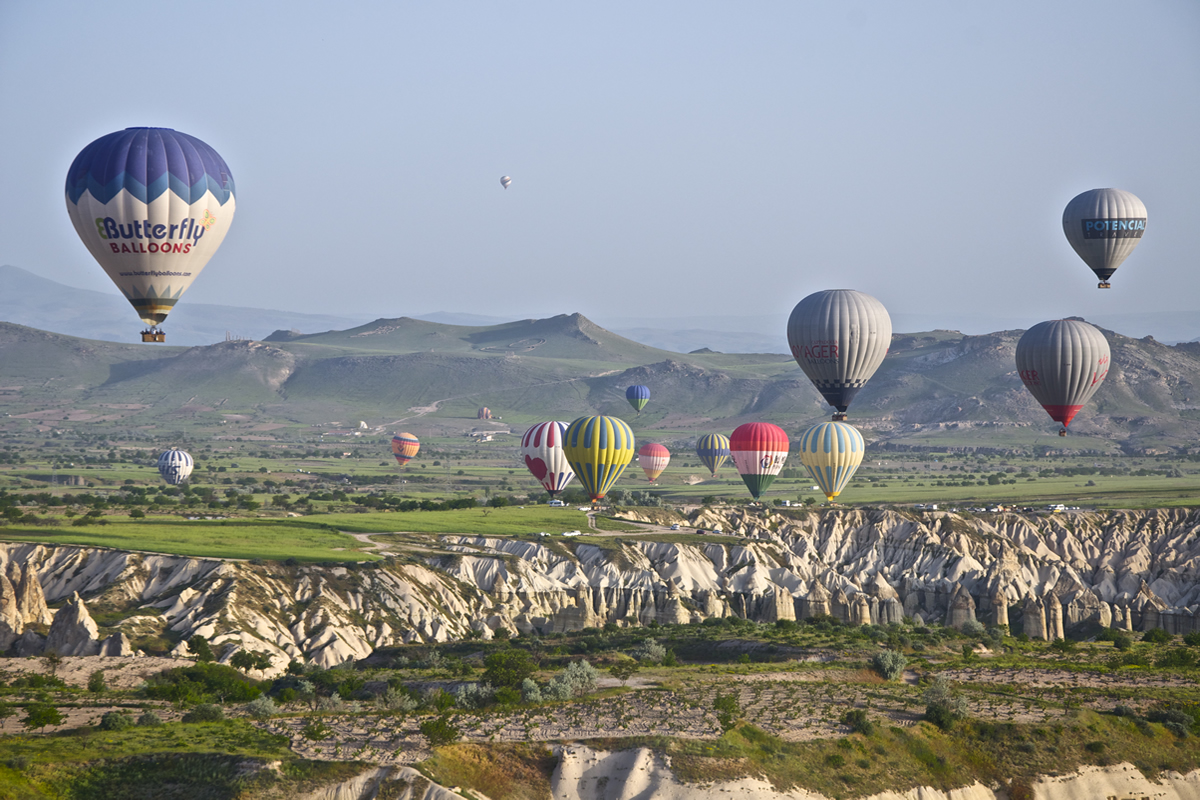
left=500, top=176, right=512, bottom=189
left=637, top=443, right=671, bottom=483
left=391, top=433, right=420, bottom=468
left=625, top=385, right=650, bottom=415
left=157, top=448, right=193, bottom=485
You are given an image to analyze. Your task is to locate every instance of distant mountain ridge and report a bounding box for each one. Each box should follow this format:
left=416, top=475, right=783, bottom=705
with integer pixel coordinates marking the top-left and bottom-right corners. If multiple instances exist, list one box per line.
left=1, top=306, right=1200, bottom=454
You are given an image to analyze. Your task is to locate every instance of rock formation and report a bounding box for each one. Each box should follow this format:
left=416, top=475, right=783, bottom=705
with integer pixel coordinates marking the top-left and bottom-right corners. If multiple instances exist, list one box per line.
left=0, top=508, right=1198, bottom=672
left=44, top=592, right=101, bottom=657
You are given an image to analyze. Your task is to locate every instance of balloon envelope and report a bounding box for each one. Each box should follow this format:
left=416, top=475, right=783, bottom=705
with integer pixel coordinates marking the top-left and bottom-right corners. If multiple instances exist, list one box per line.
left=391, top=433, right=420, bottom=468
left=797, top=422, right=864, bottom=502
left=157, top=448, right=193, bottom=485
left=695, top=433, right=730, bottom=477
left=521, top=421, right=575, bottom=496
left=500, top=176, right=512, bottom=189
left=638, top=442, right=671, bottom=482
left=729, top=423, right=789, bottom=499
left=65, top=128, right=236, bottom=332
left=1015, top=320, right=1110, bottom=433
left=564, top=415, right=635, bottom=501
left=787, top=290, right=892, bottom=416
left=1062, top=188, right=1146, bottom=286
left=625, top=385, right=650, bottom=414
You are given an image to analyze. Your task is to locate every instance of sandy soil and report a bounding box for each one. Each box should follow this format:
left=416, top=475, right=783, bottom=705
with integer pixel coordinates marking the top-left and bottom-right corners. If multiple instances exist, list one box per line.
left=0, top=654, right=193, bottom=690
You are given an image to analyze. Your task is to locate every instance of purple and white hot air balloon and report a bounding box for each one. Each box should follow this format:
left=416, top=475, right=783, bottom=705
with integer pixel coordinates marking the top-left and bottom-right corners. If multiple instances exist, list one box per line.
left=65, top=127, right=237, bottom=341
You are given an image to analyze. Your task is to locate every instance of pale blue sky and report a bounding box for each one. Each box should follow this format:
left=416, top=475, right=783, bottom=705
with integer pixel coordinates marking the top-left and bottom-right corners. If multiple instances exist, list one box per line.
left=1, top=1, right=1197, bottom=335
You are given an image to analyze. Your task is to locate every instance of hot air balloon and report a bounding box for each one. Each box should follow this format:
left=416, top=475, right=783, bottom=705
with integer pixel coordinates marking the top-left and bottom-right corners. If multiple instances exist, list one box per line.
left=564, top=415, right=635, bottom=501
left=157, top=448, right=193, bottom=485
left=729, top=423, right=789, bottom=500
left=1015, top=319, right=1110, bottom=436
left=521, top=421, right=575, bottom=497
left=625, top=385, right=650, bottom=415
left=1063, top=189, right=1147, bottom=288
left=65, top=128, right=236, bottom=342
left=638, top=443, right=670, bottom=483
left=391, top=433, right=420, bottom=468
left=797, top=422, right=864, bottom=503
left=500, top=176, right=512, bottom=189
left=695, top=433, right=730, bottom=477
left=787, top=290, right=892, bottom=421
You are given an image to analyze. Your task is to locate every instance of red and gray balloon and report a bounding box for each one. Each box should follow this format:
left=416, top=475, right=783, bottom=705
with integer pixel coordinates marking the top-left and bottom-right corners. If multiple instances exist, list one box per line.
left=1063, top=188, right=1147, bottom=289
left=521, top=422, right=575, bottom=496
left=1015, top=319, right=1110, bottom=436
left=787, top=289, right=892, bottom=420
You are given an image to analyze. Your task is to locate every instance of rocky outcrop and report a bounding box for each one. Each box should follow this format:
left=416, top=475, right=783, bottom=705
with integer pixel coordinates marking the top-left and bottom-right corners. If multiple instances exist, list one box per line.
left=44, top=593, right=101, bottom=657
left=1, top=508, right=1199, bottom=673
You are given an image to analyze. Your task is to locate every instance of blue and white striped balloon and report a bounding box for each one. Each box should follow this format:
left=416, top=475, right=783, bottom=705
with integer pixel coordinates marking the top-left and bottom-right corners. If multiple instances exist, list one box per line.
left=157, top=448, right=194, bottom=485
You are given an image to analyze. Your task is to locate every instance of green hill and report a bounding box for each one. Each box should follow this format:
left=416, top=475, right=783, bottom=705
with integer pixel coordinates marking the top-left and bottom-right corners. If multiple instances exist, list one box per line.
left=2, top=314, right=1200, bottom=454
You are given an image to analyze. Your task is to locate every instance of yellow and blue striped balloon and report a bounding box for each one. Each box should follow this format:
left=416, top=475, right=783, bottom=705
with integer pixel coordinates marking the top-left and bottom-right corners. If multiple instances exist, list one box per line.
left=797, top=421, right=865, bottom=502
left=564, top=415, right=636, bottom=501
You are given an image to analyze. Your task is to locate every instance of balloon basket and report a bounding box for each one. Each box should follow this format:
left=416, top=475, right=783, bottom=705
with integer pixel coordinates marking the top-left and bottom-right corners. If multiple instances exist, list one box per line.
left=141, top=330, right=165, bottom=343
left=1058, top=429, right=1067, bottom=437
left=1097, top=281, right=1111, bottom=289
left=831, top=412, right=847, bottom=422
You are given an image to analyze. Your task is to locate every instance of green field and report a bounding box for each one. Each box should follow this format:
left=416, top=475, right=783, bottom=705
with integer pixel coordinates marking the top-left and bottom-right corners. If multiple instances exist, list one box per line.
left=0, top=519, right=379, bottom=562
left=317, top=505, right=591, bottom=535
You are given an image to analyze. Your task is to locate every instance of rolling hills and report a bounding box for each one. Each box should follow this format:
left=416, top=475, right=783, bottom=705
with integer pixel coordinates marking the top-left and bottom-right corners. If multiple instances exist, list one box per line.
left=1, top=309, right=1200, bottom=454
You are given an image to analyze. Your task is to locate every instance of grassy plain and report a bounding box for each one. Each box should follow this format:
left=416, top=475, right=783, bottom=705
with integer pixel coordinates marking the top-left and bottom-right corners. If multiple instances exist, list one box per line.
left=0, top=520, right=378, bottom=562
left=317, top=506, right=590, bottom=535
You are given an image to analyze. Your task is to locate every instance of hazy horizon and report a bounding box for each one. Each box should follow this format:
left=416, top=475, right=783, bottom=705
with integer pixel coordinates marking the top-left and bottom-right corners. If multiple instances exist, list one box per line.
left=2, top=1, right=1198, bottom=333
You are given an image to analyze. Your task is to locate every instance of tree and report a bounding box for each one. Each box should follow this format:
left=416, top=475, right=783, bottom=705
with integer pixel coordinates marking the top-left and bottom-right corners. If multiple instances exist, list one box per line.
left=713, top=693, right=741, bottom=732
left=22, top=702, right=64, bottom=733
left=609, top=661, right=640, bottom=686
left=181, top=703, right=224, bottom=723
left=230, top=649, right=257, bottom=672
left=481, top=649, right=537, bottom=688
left=301, top=718, right=332, bottom=741
left=923, top=676, right=968, bottom=730
left=87, top=670, right=107, bottom=693
left=843, top=708, right=874, bottom=735
left=187, top=635, right=215, bottom=662
left=41, top=650, right=63, bottom=678
left=419, top=713, right=460, bottom=747
left=0, top=702, right=14, bottom=729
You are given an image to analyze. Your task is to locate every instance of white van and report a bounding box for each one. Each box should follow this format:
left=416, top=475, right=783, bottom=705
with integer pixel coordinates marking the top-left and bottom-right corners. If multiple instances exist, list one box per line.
left=548, top=499, right=566, bottom=507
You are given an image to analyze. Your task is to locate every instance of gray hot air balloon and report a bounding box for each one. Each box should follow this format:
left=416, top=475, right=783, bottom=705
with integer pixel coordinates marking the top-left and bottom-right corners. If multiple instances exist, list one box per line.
left=786, top=289, right=892, bottom=421
left=1015, top=319, right=1110, bottom=436
left=500, top=175, right=512, bottom=189
left=1063, top=188, right=1147, bottom=288
left=157, top=448, right=194, bottom=485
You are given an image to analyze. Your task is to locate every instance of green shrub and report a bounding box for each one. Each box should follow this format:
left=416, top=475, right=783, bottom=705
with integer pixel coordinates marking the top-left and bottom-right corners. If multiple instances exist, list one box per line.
left=871, top=650, right=907, bottom=682
left=137, top=711, right=164, bottom=726
left=419, top=714, right=460, bottom=747
left=713, top=693, right=741, bottom=732
left=1143, top=628, right=1172, bottom=644
left=144, top=662, right=262, bottom=704
left=843, top=708, right=874, bottom=735
left=98, top=711, right=134, bottom=731
left=923, top=676, right=967, bottom=731
left=181, top=703, right=224, bottom=723
left=481, top=648, right=537, bottom=688
left=87, top=670, right=106, bottom=693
